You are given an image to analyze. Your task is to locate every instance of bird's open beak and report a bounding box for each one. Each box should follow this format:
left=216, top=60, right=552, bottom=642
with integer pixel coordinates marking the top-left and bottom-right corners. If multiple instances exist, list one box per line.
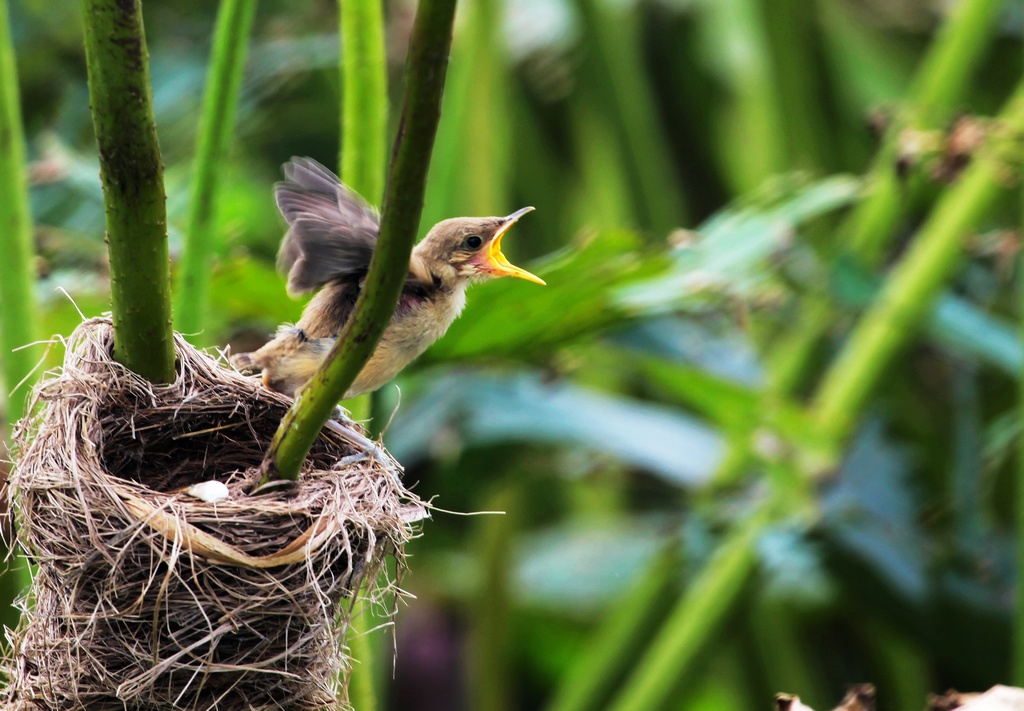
left=480, top=207, right=546, bottom=285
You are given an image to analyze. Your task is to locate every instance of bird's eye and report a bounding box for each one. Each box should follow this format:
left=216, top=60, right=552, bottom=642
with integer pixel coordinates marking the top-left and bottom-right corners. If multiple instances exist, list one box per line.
left=464, top=235, right=483, bottom=250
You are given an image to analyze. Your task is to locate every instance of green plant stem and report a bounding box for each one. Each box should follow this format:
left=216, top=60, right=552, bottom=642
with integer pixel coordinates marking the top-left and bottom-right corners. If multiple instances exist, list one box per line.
left=761, top=0, right=829, bottom=173
left=845, top=0, right=1003, bottom=262
left=174, top=0, right=257, bottom=342
left=341, top=0, right=387, bottom=203
left=1017, top=36, right=1024, bottom=686
left=0, top=0, right=39, bottom=426
left=545, top=542, right=682, bottom=711
left=714, top=0, right=1006, bottom=483
left=0, top=0, right=37, bottom=635
left=263, top=0, right=458, bottom=481
left=749, top=595, right=825, bottom=710
left=420, top=0, right=509, bottom=232
left=813, top=82, right=1024, bottom=449
left=347, top=598, right=379, bottom=711
left=907, top=0, right=1005, bottom=126
left=469, top=484, right=518, bottom=711
left=575, top=0, right=687, bottom=231
left=339, top=0, right=387, bottom=700
left=82, top=0, right=174, bottom=384
left=858, top=622, right=931, bottom=711
left=702, top=0, right=787, bottom=192
left=606, top=499, right=775, bottom=711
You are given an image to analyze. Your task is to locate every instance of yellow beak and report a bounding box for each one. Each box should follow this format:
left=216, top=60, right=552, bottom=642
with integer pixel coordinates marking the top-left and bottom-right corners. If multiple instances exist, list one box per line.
left=483, top=207, right=546, bottom=285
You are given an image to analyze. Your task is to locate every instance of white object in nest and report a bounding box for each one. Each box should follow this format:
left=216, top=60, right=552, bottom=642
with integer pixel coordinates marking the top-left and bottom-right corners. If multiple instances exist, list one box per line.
left=184, top=480, right=230, bottom=504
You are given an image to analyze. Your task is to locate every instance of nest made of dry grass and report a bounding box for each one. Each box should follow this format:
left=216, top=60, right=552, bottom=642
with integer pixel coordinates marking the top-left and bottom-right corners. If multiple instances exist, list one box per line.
left=2, top=318, right=424, bottom=711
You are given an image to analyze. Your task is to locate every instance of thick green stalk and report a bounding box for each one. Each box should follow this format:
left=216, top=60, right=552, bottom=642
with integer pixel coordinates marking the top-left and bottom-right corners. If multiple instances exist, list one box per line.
left=341, top=0, right=387, bottom=203
left=0, top=0, right=38, bottom=641
left=174, top=0, right=257, bottom=342
left=813, top=83, right=1024, bottom=447
left=264, top=0, right=458, bottom=481
left=339, top=0, right=388, bottom=700
left=606, top=499, right=775, bottom=711
left=82, top=0, right=174, bottom=384
left=0, top=0, right=39, bottom=426
left=545, top=543, right=682, bottom=711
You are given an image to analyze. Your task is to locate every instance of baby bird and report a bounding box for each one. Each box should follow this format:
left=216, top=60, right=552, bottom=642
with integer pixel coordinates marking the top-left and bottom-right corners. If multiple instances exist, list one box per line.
left=231, top=157, right=544, bottom=399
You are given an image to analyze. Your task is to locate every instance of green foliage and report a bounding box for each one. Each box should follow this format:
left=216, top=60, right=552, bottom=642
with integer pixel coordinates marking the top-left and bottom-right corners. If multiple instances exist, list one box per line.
left=3, top=0, right=1024, bottom=707
left=174, top=0, right=257, bottom=342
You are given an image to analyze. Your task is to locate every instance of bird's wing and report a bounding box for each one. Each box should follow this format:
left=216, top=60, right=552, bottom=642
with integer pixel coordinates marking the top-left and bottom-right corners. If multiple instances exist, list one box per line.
left=275, top=157, right=381, bottom=295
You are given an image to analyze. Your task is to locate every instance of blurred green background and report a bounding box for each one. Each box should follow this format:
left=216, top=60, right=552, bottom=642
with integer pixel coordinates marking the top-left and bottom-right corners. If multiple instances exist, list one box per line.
left=1, top=0, right=1024, bottom=709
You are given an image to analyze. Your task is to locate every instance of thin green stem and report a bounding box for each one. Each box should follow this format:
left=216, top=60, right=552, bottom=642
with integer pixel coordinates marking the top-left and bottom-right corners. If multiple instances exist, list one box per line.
left=341, top=0, right=387, bottom=203
left=0, top=0, right=37, bottom=634
left=714, top=0, right=1007, bottom=483
left=1016, top=35, right=1024, bottom=687
left=846, top=0, right=1004, bottom=261
left=761, top=0, right=829, bottom=173
left=420, top=0, right=509, bottom=232
left=347, top=599, right=380, bottom=711
left=749, top=596, right=826, bottom=710
left=702, top=0, right=787, bottom=192
left=339, top=0, right=388, bottom=699
left=813, top=82, right=1024, bottom=450
left=468, top=484, right=518, bottom=711
left=0, top=0, right=39, bottom=425
left=908, top=0, right=1005, bottom=125
left=797, top=0, right=1004, bottom=355
left=174, top=0, right=257, bottom=342
left=606, top=499, right=776, bottom=711
left=575, top=0, right=687, bottom=231
left=859, top=622, right=931, bottom=711
left=81, top=0, right=174, bottom=384
left=263, top=0, right=458, bottom=481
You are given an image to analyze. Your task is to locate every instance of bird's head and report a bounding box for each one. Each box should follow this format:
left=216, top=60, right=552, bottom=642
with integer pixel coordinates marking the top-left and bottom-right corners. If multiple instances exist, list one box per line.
left=415, top=207, right=545, bottom=287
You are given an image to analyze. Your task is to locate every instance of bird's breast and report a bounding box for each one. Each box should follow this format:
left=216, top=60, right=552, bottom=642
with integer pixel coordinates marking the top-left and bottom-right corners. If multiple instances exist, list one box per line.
left=348, top=286, right=467, bottom=397
left=391, top=285, right=467, bottom=355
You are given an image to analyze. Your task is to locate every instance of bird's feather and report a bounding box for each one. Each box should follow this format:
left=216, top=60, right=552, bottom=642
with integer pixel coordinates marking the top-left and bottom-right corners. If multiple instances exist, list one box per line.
left=275, top=158, right=381, bottom=295
left=274, top=158, right=440, bottom=302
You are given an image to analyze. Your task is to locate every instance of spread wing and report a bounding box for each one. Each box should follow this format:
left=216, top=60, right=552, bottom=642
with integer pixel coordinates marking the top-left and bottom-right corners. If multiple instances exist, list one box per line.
left=275, top=157, right=381, bottom=296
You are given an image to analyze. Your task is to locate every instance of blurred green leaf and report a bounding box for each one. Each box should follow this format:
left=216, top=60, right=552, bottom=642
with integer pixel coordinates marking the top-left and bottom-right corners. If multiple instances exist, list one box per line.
left=515, top=517, right=669, bottom=616
left=823, top=421, right=928, bottom=603
left=206, top=258, right=303, bottom=334
left=928, top=295, right=1020, bottom=375
left=618, top=175, right=861, bottom=313
left=387, top=370, right=723, bottom=487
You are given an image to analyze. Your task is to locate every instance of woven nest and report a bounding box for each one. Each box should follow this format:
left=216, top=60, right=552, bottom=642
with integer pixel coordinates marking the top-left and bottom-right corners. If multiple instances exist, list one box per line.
left=2, top=318, right=424, bottom=710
